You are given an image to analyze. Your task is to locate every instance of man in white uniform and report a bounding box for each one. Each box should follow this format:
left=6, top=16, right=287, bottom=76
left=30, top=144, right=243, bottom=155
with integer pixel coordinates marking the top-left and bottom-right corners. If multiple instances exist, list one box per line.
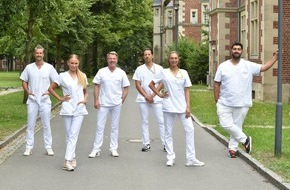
left=89, top=51, right=130, bottom=158
left=20, top=44, right=58, bottom=156
left=133, top=48, right=165, bottom=152
left=214, top=42, right=279, bottom=158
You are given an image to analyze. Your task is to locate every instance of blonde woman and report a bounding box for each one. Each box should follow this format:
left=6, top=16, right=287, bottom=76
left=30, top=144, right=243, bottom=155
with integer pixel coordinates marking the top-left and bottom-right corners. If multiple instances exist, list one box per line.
left=149, top=51, right=204, bottom=167
left=49, top=54, right=88, bottom=171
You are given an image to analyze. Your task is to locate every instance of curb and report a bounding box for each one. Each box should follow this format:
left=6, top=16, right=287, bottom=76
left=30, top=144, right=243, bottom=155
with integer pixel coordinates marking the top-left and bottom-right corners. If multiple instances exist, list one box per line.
left=191, top=114, right=290, bottom=190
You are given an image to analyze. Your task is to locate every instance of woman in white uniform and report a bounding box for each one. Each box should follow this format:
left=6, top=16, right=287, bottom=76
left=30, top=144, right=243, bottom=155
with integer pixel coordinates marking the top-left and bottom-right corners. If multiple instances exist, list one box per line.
left=49, top=54, right=88, bottom=171
left=149, top=51, right=204, bottom=167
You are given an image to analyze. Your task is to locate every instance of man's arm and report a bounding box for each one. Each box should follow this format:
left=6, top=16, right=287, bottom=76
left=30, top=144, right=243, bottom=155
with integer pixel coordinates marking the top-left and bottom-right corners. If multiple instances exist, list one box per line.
left=94, top=84, right=100, bottom=109
left=260, top=50, right=279, bottom=72
left=122, top=86, right=129, bottom=104
left=22, top=81, right=33, bottom=96
left=213, top=81, right=221, bottom=103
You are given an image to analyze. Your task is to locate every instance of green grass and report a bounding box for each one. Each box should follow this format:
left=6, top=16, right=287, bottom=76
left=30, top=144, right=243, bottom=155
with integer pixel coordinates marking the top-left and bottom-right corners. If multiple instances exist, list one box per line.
left=0, top=71, right=22, bottom=89
left=190, top=85, right=290, bottom=182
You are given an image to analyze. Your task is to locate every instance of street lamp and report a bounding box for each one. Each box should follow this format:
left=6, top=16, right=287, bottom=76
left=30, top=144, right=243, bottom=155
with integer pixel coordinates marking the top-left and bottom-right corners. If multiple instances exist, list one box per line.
left=173, top=0, right=179, bottom=51
left=160, top=26, right=165, bottom=65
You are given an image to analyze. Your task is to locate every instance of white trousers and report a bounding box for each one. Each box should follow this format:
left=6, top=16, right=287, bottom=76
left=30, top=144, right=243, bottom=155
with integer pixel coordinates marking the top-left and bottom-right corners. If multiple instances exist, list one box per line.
left=216, top=102, right=249, bottom=151
left=62, top=115, right=84, bottom=161
left=164, top=112, right=196, bottom=161
left=26, top=102, right=52, bottom=149
left=92, top=104, right=122, bottom=151
left=138, top=102, right=165, bottom=146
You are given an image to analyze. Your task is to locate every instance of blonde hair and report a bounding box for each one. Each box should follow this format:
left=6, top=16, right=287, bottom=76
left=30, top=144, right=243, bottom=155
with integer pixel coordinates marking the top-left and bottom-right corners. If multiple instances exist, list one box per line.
left=68, top=54, right=87, bottom=88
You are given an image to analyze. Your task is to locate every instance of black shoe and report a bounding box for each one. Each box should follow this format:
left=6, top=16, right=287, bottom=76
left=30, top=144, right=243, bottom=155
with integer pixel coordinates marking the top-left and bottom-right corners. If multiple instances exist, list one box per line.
left=228, top=150, right=237, bottom=158
left=141, top=144, right=150, bottom=152
left=243, top=136, right=252, bottom=153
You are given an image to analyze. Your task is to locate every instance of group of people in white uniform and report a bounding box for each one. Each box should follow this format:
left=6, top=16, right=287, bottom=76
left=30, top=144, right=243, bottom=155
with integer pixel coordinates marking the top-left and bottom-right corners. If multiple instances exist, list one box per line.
left=20, top=45, right=205, bottom=172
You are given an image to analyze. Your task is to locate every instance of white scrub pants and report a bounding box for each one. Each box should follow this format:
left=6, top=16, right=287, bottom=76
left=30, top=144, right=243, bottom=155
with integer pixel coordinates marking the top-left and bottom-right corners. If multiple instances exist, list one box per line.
left=92, top=104, right=122, bottom=152
left=216, top=102, right=249, bottom=151
left=164, top=112, right=196, bottom=161
left=62, top=115, right=84, bottom=161
left=26, top=102, right=52, bottom=149
left=138, top=102, right=165, bottom=146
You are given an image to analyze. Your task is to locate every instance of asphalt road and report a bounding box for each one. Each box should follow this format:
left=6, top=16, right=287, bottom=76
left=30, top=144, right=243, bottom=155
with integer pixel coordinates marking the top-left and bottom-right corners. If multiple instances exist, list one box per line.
left=0, top=80, right=279, bottom=190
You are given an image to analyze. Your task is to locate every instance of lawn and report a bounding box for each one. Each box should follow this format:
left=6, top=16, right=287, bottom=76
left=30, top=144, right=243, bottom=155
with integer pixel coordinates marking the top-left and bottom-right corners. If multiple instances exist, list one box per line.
left=0, top=71, right=22, bottom=89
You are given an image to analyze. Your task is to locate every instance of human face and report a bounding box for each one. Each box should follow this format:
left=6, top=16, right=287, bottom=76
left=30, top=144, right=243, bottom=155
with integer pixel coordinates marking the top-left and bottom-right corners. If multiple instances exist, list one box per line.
left=107, top=54, right=118, bottom=70
left=143, top=50, right=153, bottom=64
left=34, top=49, right=44, bottom=62
left=231, top=45, right=243, bottom=60
left=168, top=52, right=179, bottom=68
left=67, top=57, right=79, bottom=73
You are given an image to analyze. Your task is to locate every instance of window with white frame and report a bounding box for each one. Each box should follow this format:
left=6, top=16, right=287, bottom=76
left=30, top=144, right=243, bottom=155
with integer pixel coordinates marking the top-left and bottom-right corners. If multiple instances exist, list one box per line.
left=168, top=10, right=173, bottom=28
left=250, top=0, right=258, bottom=56
left=202, top=4, right=209, bottom=24
left=240, top=12, right=246, bottom=48
left=155, top=8, right=159, bottom=16
left=191, top=10, right=198, bottom=24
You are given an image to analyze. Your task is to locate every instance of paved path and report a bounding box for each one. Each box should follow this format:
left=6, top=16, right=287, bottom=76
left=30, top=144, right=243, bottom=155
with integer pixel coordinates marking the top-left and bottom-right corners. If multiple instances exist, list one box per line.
left=0, top=81, right=281, bottom=190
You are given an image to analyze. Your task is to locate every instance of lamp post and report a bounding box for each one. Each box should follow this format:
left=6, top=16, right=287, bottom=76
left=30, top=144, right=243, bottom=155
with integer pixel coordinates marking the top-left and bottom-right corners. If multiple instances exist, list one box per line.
left=275, top=0, right=283, bottom=156
left=160, top=26, right=165, bottom=65
left=173, top=0, right=179, bottom=51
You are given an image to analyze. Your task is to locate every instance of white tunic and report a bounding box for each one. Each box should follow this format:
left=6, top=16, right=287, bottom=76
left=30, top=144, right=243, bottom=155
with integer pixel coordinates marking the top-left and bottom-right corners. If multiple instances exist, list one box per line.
left=214, top=59, right=261, bottom=107
left=132, top=63, right=163, bottom=103
left=92, top=67, right=130, bottom=107
left=54, top=71, right=88, bottom=116
left=20, top=62, right=58, bottom=104
left=153, top=68, right=192, bottom=113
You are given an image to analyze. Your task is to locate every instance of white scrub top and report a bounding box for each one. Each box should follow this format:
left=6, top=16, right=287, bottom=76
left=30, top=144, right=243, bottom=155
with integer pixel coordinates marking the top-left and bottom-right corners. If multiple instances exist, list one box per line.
left=132, top=63, right=163, bottom=103
left=214, top=59, right=261, bottom=107
left=153, top=68, right=192, bottom=113
left=92, top=67, right=130, bottom=107
left=20, top=62, right=58, bottom=105
left=54, top=71, right=88, bottom=116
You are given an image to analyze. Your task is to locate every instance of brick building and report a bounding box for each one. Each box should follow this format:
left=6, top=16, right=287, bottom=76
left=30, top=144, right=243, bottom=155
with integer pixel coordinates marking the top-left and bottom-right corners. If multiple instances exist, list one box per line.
left=208, top=0, right=290, bottom=102
left=153, top=0, right=209, bottom=65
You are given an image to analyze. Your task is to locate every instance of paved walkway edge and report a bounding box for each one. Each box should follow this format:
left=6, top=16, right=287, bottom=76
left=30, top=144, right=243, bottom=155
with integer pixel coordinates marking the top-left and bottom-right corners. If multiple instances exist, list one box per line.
left=191, top=114, right=290, bottom=190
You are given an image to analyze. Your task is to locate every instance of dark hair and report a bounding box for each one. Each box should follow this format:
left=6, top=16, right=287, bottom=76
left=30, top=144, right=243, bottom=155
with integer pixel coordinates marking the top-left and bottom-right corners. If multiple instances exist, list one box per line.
left=231, top=42, right=243, bottom=50
left=143, top=48, right=153, bottom=55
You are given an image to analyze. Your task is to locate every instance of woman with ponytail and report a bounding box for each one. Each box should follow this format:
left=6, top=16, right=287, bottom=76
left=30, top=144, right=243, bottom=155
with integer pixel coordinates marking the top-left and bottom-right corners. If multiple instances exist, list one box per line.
left=49, top=54, right=88, bottom=171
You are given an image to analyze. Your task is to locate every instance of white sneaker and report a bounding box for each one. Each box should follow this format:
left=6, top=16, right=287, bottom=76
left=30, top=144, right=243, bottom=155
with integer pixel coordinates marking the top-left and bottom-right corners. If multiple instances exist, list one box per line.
left=46, top=148, right=54, bottom=156
left=71, top=159, right=77, bottom=168
left=166, top=159, right=175, bottom=166
left=63, top=161, right=74, bottom=171
left=23, top=148, right=32, bottom=156
left=185, top=159, right=205, bottom=167
left=111, top=149, right=119, bottom=157
left=88, top=150, right=101, bottom=158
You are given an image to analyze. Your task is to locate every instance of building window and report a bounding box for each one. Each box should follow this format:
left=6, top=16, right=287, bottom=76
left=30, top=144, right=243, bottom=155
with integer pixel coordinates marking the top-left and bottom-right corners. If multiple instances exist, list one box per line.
left=191, top=10, right=198, bottom=24
left=250, top=0, right=258, bottom=56
left=168, top=10, right=172, bottom=28
left=202, top=4, right=209, bottom=24
left=240, top=12, right=246, bottom=49
left=155, top=8, right=159, bottom=16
